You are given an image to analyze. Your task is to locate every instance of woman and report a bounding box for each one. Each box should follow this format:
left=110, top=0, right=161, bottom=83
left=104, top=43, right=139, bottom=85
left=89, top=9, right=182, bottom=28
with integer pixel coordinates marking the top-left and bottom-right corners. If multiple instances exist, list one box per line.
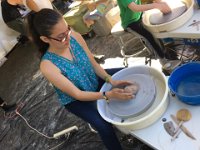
left=1, top=0, right=52, bottom=36
left=27, top=9, right=134, bottom=150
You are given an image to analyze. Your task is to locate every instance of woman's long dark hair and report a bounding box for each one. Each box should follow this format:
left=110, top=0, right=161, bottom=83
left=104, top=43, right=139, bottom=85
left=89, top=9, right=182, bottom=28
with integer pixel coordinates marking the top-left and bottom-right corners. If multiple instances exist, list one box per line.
left=27, top=9, right=62, bottom=56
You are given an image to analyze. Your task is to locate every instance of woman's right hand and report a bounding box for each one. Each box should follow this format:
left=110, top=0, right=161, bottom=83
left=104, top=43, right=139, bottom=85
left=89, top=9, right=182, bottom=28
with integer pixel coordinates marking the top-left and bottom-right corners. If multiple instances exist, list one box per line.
left=106, top=88, right=134, bottom=101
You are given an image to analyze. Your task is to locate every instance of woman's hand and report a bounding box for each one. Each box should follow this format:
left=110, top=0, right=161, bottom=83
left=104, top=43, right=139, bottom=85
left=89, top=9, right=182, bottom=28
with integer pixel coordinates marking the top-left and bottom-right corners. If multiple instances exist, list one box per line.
left=106, top=88, right=134, bottom=100
left=109, top=79, right=133, bottom=88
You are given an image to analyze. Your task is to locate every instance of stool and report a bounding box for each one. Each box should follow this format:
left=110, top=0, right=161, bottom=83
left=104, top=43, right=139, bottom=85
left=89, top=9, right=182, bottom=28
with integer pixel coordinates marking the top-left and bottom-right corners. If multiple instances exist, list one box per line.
left=111, top=21, right=155, bottom=67
left=126, top=27, right=157, bottom=66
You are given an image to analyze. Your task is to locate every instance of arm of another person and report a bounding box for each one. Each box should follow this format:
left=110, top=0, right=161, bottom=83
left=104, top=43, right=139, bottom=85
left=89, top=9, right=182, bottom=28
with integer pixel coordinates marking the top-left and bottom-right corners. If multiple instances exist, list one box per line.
left=7, top=0, right=40, bottom=12
left=125, top=0, right=171, bottom=14
left=26, top=0, right=40, bottom=12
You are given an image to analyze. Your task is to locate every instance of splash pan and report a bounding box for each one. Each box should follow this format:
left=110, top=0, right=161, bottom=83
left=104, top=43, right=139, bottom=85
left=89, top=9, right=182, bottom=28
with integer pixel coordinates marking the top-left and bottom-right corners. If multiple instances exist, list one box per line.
left=107, top=74, right=156, bottom=118
left=142, top=0, right=194, bottom=33
left=97, top=66, right=169, bottom=132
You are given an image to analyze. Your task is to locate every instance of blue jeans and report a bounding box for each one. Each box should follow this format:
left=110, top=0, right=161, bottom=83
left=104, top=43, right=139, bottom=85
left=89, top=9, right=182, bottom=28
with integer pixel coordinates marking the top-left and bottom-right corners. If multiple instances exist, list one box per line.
left=65, top=68, right=123, bottom=150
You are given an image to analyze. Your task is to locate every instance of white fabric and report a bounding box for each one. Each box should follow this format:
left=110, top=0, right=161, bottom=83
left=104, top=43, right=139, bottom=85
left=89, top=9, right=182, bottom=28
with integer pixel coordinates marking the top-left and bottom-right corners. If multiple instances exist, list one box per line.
left=33, top=0, right=53, bottom=10
left=22, top=0, right=53, bottom=11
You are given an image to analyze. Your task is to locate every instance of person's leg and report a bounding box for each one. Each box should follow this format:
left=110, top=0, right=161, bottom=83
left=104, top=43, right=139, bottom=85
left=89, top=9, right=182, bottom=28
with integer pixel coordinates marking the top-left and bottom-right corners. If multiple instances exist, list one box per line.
left=6, top=18, right=27, bottom=36
left=97, top=67, right=124, bottom=91
left=127, top=20, right=182, bottom=72
left=6, top=18, right=29, bottom=44
left=127, top=19, right=165, bottom=58
left=65, top=101, right=122, bottom=150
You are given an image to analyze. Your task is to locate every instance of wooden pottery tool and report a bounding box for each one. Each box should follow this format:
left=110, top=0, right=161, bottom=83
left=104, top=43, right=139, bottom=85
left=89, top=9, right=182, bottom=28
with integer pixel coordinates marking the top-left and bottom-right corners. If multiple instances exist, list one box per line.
left=170, top=114, right=196, bottom=140
left=171, top=109, right=192, bottom=141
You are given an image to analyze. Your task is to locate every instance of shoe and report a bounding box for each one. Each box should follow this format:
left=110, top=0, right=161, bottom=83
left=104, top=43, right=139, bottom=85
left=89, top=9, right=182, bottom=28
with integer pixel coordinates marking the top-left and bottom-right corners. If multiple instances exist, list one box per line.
left=164, top=48, right=179, bottom=60
left=17, top=35, right=29, bottom=45
left=0, top=57, right=7, bottom=67
left=1, top=103, right=17, bottom=112
left=160, top=58, right=182, bottom=72
left=94, top=54, right=105, bottom=63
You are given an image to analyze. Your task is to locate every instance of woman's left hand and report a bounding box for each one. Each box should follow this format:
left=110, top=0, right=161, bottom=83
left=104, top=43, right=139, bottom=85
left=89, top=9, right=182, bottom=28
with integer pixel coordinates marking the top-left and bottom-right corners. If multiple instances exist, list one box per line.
left=110, top=79, right=133, bottom=87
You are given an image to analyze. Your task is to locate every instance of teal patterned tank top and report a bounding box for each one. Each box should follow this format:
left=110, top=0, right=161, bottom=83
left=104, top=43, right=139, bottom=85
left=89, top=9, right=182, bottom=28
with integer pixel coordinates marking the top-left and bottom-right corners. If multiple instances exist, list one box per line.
left=42, top=36, right=98, bottom=105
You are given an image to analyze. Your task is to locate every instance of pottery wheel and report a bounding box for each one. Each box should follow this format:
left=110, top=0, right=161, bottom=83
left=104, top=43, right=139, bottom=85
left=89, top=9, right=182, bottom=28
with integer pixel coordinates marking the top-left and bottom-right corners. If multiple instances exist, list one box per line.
left=149, top=1, right=187, bottom=25
left=107, top=74, right=156, bottom=118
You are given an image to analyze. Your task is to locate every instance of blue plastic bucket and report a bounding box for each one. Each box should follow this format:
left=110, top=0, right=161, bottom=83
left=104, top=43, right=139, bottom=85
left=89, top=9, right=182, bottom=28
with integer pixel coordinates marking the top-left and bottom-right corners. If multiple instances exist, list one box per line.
left=196, top=0, right=200, bottom=7
left=168, top=62, right=200, bottom=105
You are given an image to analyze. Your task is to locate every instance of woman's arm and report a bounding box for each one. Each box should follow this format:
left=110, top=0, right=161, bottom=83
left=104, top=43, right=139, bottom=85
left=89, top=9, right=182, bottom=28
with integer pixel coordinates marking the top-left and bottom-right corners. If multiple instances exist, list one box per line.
left=40, top=60, right=133, bottom=101
left=40, top=60, right=103, bottom=101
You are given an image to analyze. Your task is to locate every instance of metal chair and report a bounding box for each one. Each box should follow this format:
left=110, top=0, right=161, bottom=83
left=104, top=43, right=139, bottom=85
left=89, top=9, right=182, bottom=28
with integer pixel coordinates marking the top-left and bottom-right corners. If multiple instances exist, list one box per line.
left=111, top=21, right=156, bottom=67
left=165, top=42, right=200, bottom=63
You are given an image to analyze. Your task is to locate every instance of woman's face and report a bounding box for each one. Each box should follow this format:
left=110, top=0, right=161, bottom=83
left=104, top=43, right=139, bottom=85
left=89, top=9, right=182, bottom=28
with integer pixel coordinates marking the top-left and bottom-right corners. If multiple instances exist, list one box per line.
left=46, top=18, right=71, bottom=49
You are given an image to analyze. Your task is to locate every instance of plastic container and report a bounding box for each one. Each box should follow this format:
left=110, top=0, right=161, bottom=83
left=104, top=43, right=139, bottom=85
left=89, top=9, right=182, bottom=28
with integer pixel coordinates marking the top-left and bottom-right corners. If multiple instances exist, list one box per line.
left=168, top=62, right=200, bottom=105
left=196, top=0, right=200, bottom=7
left=63, top=5, right=92, bottom=35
